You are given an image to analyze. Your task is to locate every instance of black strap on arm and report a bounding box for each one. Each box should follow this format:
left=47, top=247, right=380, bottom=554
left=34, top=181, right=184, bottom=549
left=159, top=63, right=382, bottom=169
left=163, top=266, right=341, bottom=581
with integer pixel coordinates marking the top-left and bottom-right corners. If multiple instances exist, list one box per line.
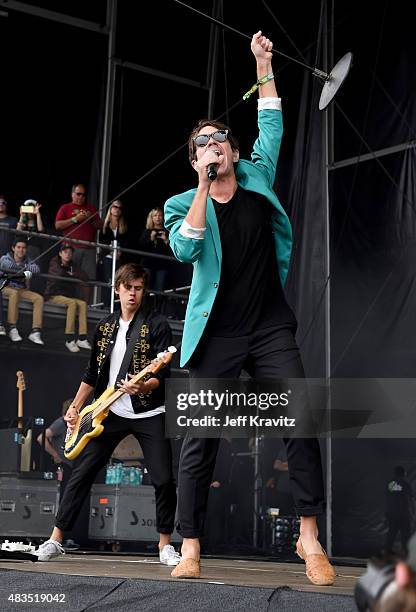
left=115, top=312, right=145, bottom=388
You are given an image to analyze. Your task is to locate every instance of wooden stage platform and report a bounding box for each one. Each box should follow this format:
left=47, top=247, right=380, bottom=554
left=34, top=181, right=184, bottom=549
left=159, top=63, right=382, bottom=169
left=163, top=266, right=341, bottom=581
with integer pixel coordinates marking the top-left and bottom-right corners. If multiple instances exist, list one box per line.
left=0, top=553, right=363, bottom=595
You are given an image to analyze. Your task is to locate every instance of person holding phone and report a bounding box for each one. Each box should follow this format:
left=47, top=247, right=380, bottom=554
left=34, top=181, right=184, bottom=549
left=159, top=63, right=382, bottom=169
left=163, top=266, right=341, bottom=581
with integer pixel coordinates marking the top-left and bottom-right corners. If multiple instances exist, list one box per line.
left=17, top=200, right=45, bottom=234
left=138, top=207, right=172, bottom=291
left=17, top=200, right=45, bottom=261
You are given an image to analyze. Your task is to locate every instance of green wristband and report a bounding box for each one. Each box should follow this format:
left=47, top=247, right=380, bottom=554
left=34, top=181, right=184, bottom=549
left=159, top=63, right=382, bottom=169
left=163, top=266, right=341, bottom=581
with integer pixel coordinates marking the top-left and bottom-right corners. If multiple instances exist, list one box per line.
left=243, top=72, right=274, bottom=101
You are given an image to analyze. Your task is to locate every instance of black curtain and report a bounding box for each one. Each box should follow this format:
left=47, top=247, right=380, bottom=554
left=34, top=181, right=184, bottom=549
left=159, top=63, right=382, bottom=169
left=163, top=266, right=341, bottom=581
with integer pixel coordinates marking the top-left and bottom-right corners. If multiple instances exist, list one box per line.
left=282, top=1, right=416, bottom=557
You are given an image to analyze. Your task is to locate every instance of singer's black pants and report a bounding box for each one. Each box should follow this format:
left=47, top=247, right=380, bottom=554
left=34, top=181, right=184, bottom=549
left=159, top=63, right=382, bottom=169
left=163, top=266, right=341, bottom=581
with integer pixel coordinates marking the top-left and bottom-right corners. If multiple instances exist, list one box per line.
left=55, top=412, right=177, bottom=535
left=177, top=326, right=325, bottom=539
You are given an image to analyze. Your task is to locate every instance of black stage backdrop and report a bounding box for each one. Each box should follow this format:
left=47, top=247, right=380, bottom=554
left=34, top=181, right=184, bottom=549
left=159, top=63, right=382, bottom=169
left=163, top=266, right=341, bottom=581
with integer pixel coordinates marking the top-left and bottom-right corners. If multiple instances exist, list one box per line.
left=1, top=1, right=416, bottom=558
left=283, top=2, right=416, bottom=556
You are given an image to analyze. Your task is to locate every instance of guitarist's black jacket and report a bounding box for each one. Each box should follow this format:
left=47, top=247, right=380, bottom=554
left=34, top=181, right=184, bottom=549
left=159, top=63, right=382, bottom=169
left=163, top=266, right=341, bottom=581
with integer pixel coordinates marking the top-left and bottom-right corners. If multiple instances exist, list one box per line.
left=82, top=308, right=172, bottom=414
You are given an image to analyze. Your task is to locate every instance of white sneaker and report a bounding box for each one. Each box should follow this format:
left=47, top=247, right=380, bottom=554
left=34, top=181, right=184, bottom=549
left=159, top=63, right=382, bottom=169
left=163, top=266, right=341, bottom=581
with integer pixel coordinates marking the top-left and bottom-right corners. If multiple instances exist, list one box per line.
left=9, top=328, right=22, bottom=342
left=34, top=539, right=65, bottom=561
left=76, top=338, right=92, bottom=350
left=28, top=330, right=44, bottom=345
left=0, top=325, right=6, bottom=336
left=159, top=544, right=181, bottom=566
left=65, top=340, right=80, bottom=353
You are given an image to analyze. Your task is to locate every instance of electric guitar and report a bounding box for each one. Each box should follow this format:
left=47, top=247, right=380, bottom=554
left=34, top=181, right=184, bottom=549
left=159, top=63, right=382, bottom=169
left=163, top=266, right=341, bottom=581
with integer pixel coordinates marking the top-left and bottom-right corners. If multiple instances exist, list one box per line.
left=64, top=346, right=177, bottom=460
left=16, top=370, right=32, bottom=471
left=16, top=370, right=26, bottom=431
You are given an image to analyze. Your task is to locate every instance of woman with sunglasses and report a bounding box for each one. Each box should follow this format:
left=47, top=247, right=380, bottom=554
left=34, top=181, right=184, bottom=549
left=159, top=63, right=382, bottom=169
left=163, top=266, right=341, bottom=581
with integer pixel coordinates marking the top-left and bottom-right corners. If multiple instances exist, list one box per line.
left=99, top=200, right=129, bottom=307
left=164, top=31, right=335, bottom=586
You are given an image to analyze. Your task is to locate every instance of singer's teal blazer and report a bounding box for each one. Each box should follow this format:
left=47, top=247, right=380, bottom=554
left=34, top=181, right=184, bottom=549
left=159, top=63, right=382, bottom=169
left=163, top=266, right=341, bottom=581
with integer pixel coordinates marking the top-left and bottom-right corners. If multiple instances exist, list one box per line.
left=164, top=108, right=292, bottom=367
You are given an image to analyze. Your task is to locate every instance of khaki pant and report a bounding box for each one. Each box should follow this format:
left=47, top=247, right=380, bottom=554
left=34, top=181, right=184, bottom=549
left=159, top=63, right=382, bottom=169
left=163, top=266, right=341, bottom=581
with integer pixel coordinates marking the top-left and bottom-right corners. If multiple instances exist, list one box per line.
left=3, top=287, right=43, bottom=328
left=48, top=295, right=87, bottom=335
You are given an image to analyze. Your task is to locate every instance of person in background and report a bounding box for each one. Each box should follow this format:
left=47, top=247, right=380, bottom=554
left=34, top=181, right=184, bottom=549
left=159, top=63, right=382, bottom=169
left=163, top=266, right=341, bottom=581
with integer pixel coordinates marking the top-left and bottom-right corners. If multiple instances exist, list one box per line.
left=138, top=207, right=172, bottom=291
left=55, top=184, right=103, bottom=295
left=373, top=543, right=416, bottom=612
left=203, top=437, right=232, bottom=553
left=264, top=440, right=295, bottom=516
left=99, top=199, right=129, bottom=307
left=385, top=466, right=414, bottom=555
left=0, top=237, right=44, bottom=344
left=16, top=199, right=46, bottom=261
left=0, top=291, right=5, bottom=337
left=0, top=196, right=17, bottom=257
left=355, top=531, right=416, bottom=612
left=36, top=399, right=73, bottom=470
left=45, top=243, right=91, bottom=353
left=36, top=398, right=81, bottom=551
left=374, top=560, right=416, bottom=612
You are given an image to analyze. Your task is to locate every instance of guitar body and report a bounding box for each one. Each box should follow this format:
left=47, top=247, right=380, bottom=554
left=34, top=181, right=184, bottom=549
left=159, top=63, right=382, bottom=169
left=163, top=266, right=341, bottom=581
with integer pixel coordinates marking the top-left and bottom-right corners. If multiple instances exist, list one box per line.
left=64, top=387, right=115, bottom=460
left=64, top=347, right=176, bottom=461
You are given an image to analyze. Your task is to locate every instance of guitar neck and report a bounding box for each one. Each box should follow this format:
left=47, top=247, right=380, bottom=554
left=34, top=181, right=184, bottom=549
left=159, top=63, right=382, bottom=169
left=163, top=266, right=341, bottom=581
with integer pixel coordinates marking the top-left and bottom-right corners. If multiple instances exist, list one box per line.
left=92, top=368, right=153, bottom=418
left=17, top=390, right=24, bottom=430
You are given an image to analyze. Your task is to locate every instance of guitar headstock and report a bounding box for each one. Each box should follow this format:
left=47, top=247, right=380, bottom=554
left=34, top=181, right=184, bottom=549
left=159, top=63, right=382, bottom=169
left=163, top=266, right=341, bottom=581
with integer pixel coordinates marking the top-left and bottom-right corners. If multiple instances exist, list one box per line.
left=148, top=346, right=177, bottom=372
left=16, top=370, right=26, bottom=391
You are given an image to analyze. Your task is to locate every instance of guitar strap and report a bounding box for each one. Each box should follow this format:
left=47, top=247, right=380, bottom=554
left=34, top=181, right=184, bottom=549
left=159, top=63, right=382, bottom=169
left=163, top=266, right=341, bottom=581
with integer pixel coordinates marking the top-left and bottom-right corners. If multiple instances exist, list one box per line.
left=115, top=310, right=145, bottom=388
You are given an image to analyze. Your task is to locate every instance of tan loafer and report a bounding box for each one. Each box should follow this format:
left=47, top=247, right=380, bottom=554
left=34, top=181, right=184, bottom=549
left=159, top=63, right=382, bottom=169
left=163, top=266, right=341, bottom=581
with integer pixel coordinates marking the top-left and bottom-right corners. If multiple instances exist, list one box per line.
left=296, top=539, right=336, bottom=586
left=171, top=558, right=201, bottom=579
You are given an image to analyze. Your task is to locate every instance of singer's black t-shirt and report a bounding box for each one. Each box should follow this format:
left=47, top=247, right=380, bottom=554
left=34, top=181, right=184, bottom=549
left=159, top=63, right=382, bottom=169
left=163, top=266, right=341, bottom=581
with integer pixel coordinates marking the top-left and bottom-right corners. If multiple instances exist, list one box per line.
left=207, top=186, right=296, bottom=336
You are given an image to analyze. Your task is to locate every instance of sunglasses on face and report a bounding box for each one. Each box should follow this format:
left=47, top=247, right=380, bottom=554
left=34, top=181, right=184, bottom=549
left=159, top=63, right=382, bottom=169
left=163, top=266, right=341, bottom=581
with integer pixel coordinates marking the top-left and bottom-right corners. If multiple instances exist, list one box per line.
left=74, top=192, right=86, bottom=197
left=193, top=129, right=229, bottom=148
left=112, top=205, right=122, bottom=209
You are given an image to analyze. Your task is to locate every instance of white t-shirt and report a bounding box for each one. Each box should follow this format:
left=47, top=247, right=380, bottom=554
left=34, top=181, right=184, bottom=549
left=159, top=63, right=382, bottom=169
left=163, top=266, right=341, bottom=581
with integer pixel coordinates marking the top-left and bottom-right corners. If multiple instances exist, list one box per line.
left=108, top=317, right=165, bottom=420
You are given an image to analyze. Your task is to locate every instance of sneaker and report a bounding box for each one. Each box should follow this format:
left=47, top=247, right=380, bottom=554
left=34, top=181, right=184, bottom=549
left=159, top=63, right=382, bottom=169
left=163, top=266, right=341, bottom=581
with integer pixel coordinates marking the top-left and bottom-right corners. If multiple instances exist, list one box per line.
left=76, top=338, right=92, bottom=350
left=9, top=327, right=22, bottom=342
left=65, top=340, right=80, bottom=353
left=159, top=544, right=181, bottom=566
left=28, top=330, right=44, bottom=345
left=34, top=539, right=65, bottom=561
left=0, top=325, right=6, bottom=336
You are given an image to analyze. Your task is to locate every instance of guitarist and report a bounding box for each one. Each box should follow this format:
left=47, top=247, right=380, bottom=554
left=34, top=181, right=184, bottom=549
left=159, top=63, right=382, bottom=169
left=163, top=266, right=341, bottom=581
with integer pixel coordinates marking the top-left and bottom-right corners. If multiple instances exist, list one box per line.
left=35, top=263, right=181, bottom=566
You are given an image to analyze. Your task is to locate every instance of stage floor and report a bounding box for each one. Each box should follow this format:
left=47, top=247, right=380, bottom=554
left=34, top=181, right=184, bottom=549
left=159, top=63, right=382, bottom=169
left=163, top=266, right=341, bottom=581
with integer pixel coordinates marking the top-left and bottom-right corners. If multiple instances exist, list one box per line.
left=0, top=553, right=363, bottom=595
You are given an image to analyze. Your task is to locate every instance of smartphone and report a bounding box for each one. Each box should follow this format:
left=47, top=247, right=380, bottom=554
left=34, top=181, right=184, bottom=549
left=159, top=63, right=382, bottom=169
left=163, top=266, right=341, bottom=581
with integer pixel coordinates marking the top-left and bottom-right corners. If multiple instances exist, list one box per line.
left=21, top=205, right=35, bottom=213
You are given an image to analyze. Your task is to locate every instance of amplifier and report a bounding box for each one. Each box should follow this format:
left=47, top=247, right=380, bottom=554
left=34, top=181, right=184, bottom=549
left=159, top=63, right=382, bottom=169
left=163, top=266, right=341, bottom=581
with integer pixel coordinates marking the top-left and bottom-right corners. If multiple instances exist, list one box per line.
left=0, top=477, right=58, bottom=538
left=89, top=484, right=180, bottom=542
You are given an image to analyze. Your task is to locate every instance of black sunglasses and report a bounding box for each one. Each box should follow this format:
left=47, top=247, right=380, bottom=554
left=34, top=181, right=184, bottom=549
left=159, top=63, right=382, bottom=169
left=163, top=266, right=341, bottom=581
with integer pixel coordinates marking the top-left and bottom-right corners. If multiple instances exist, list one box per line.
left=193, top=129, right=228, bottom=148
left=74, top=192, right=86, bottom=197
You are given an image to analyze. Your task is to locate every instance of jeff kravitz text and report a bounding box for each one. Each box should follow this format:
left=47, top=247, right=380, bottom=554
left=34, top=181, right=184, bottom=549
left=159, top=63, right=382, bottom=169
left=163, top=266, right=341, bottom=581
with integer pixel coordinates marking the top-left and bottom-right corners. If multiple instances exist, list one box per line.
left=176, top=414, right=296, bottom=428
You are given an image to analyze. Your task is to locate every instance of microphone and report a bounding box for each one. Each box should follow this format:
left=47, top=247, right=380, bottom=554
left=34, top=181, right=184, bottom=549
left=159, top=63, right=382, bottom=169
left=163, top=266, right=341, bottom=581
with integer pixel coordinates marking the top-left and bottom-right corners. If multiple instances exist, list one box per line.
left=0, top=270, right=33, bottom=280
left=207, top=150, right=220, bottom=181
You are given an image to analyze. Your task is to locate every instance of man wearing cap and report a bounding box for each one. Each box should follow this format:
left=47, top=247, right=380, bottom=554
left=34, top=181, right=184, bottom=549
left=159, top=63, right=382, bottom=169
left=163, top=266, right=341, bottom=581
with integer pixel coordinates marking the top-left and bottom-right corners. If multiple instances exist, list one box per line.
left=45, top=243, right=91, bottom=353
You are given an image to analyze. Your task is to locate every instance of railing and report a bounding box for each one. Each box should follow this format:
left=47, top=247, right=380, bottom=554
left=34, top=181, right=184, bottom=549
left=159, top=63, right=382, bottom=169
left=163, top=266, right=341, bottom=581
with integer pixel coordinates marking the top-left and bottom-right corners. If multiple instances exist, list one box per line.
left=0, top=226, right=190, bottom=315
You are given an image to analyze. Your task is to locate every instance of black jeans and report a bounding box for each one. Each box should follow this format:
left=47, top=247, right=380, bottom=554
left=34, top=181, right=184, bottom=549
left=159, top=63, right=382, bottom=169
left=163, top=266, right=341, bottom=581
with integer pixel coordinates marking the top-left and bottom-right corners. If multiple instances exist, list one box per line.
left=55, top=412, right=177, bottom=535
left=385, top=513, right=411, bottom=553
left=177, top=326, right=325, bottom=538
